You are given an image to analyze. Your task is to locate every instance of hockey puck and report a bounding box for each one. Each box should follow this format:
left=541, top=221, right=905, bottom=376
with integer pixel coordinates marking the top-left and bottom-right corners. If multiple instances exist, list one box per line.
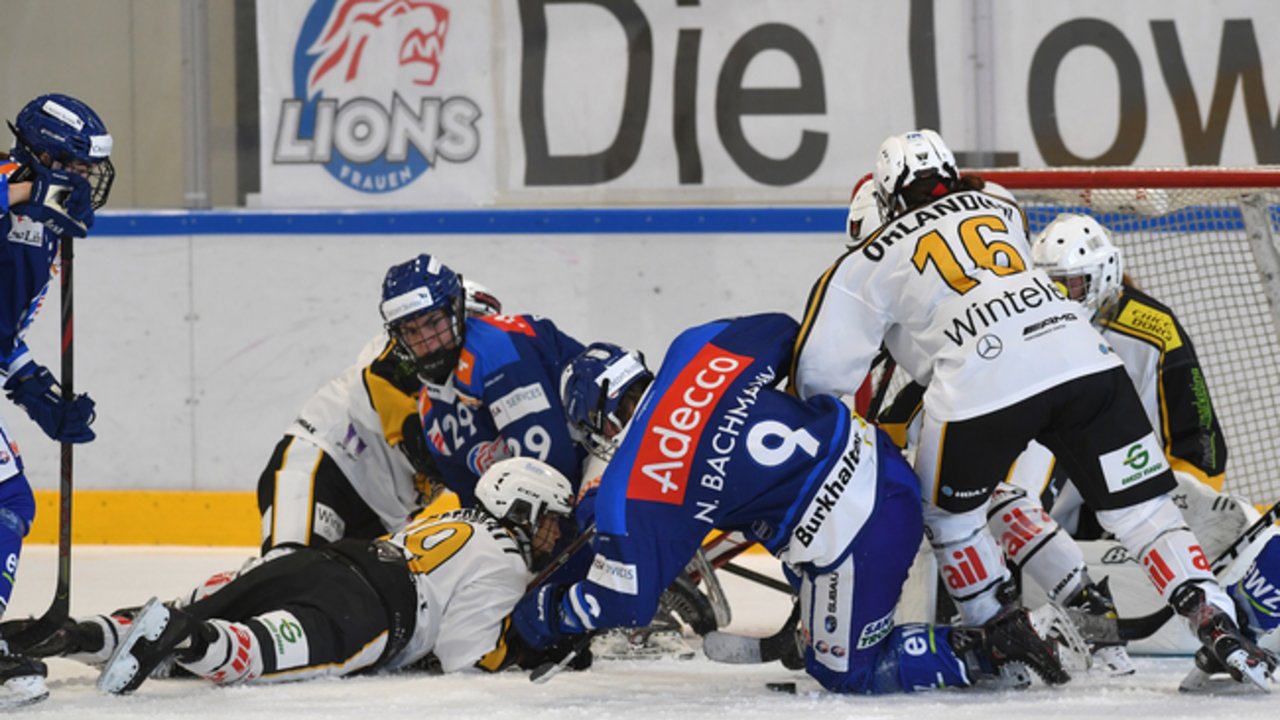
left=766, top=682, right=797, bottom=694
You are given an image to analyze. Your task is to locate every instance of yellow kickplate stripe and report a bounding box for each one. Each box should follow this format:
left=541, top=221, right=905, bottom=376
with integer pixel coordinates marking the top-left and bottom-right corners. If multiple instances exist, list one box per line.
left=29, top=490, right=260, bottom=546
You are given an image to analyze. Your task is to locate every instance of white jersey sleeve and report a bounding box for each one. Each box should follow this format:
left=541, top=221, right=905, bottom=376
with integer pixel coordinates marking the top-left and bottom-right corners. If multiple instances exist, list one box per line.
left=286, top=334, right=423, bottom=533
left=384, top=509, right=529, bottom=672
left=795, top=188, right=1121, bottom=421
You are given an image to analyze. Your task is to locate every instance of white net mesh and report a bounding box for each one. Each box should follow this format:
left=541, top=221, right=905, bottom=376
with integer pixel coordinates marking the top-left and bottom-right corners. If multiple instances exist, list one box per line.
left=986, top=168, right=1280, bottom=505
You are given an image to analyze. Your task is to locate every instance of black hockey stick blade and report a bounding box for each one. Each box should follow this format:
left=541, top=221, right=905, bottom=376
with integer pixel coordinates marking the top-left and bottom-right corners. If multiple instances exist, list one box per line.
left=703, top=600, right=803, bottom=669
left=529, top=632, right=592, bottom=684
left=1117, top=499, right=1280, bottom=641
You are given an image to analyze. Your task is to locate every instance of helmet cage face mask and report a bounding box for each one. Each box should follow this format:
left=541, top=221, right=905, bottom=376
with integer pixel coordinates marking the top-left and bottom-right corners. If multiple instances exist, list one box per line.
left=380, top=255, right=466, bottom=383
left=561, top=343, right=651, bottom=461
left=1032, top=214, right=1124, bottom=317
left=9, top=94, right=115, bottom=210
left=474, top=458, right=574, bottom=564
left=387, top=302, right=465, bottom=381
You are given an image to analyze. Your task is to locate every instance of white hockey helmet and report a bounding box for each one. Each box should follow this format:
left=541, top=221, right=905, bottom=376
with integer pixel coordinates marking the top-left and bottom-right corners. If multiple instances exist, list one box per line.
left=462, top=278, right=502, bottom=318
left=474, top=457, right=574, bottom=535
left=847, top=172, right=882, bottom=247
left=873, top=129, right=959, bottom=219
left=1032, top=214, right=1124, bottom=316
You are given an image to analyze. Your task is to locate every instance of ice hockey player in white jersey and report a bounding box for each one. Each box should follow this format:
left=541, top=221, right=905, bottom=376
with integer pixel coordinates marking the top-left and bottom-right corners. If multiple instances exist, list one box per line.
left=792, top=128, right=1275, bottom=688
left=1007, top=213, right=1229, bottom=534
left=990, top=214, right=1243, bottom=674
left=65, top=457, right=574, bottom=694
left=257, top=274, right=502, bottom=553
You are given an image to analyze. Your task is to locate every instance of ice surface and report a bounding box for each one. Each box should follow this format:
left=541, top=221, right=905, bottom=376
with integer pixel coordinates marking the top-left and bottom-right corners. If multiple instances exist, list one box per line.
left=5, top=546, right=1276, bottom=718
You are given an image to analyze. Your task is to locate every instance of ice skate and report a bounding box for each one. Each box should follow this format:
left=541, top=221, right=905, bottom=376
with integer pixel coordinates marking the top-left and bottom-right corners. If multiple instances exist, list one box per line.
left=1171, top=583, right=1276, bottom=692
left=1027, top=603, right=1091, bottom=672
left=98, top=597, right=200, bottom=694
left=0, top=650, right=47, bottom=708
left=593, top=626, right=696, bottom=661
left=955, top=605, right=1072, bottom=688
left=1063, top=579, right=1135, bottom=676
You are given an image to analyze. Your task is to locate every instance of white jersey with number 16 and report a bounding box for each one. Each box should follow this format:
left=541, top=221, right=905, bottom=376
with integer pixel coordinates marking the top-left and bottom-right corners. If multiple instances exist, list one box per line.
left=794, top=185, right=1120, bottom=420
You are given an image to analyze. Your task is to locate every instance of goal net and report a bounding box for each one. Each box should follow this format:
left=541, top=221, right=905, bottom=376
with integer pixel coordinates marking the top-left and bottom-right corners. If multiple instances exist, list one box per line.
left=978, top=167, right=1280, bottom=506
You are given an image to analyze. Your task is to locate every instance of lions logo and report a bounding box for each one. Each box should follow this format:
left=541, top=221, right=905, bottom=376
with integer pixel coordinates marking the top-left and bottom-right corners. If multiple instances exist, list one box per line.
left=276, top=0, right=481, bottom=193
left=307, top=0, right=450, bottom=95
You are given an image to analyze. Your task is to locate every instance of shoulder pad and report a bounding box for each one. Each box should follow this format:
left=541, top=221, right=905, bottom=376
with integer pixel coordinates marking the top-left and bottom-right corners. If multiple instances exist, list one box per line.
left=981, top=180, right=1016, bottom=204
left=454, top=318, right=524, bottom=394
left=1107, top=292, right=1183, bottom=351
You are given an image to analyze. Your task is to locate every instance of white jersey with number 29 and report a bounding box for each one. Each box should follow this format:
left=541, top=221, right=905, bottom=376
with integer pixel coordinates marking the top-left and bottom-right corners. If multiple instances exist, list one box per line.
left=794, top=185, right=1121, bottom=420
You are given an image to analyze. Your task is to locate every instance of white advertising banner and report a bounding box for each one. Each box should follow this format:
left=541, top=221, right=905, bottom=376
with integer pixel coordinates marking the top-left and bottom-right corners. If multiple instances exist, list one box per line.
left=257, top=0, right=1280, bottom=208
left=257, top=0, right=497, bottom=207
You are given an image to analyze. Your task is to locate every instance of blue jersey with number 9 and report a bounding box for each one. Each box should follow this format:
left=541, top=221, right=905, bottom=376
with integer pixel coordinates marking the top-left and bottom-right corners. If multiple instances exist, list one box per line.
left=572, top=313, right=921, bottom=629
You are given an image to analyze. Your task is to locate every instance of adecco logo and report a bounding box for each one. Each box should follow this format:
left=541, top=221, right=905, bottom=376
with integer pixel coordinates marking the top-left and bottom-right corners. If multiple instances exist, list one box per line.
left=274, top=0, right=481, bottom=193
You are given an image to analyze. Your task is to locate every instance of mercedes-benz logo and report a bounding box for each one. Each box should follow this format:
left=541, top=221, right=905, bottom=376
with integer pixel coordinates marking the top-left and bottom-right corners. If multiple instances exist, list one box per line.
left=976, top=334, right=1003, bottom=359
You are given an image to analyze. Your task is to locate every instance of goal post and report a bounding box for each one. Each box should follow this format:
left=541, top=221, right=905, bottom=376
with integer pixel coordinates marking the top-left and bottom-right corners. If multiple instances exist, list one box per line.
left=974, top=167, right=1280, bottom=506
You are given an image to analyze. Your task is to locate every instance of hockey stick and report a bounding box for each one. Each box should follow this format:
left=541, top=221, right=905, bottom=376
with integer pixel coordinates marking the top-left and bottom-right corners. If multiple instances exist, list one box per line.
left=866, top=351, right=897, bottom=421
left=685, top=548, right=732, bottom=628
left=719, top=561, right=794, bottom=595
left=3, top=236, right=76, bottom=649
left=702, top=598, right=803, bottom=669
left=530, top=631, right=592, bottom=684
left=688, top=531, right=788, bottom=601
left=1115, top=500, right=1280, bottom=641
left=528, top=522, right=596, bottom=591
left=522, top=522, right=597, bottom=684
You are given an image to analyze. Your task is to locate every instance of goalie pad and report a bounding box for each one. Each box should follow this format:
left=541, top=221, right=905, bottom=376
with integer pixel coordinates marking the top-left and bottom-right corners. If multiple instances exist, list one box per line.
left=1170, top=471, right=1258, bottom=560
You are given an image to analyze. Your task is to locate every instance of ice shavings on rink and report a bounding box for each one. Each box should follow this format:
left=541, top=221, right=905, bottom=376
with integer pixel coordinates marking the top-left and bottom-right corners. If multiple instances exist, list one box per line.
left=7, top=546, right=1277, bottom=719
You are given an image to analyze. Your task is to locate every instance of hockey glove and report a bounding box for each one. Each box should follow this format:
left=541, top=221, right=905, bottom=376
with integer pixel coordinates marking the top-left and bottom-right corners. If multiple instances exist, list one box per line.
left=512, top=583, right=590, bottom=652
left=15, top=167, right=94, bottom=238
left=4, top=364, right=96, bottom=443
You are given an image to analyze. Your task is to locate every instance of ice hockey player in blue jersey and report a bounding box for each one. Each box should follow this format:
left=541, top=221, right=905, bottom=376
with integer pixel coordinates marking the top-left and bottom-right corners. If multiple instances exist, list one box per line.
left=512, top=313, right=1072, bottom=694
left=379, top=254, right=586, bottom=506
left=0, top=93, right=113, bottom=706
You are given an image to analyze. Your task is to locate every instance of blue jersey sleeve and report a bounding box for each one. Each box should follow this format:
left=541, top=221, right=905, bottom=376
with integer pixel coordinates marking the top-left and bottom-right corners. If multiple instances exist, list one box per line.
left=565, top=504, right=707, bottom=630
left=420, top=315, right=588, bottom=505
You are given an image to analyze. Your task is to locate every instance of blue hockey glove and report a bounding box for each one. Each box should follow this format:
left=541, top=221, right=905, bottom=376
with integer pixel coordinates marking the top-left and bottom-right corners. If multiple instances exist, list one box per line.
left=512, top=583, right=595, bottom=652
left=4, top=364, right=96, bottom=443
left=512, top=584, right=567, bottom=652
left=15, top=167, right=94, bottom=238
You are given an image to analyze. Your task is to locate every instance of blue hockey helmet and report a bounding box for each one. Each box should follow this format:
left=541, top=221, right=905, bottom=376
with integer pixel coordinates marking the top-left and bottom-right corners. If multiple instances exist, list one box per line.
left=9, top=93, right=115, bottom=209
left=380, top=254, right=466, bottom=383
left=560, top=342, right=652, bottom=460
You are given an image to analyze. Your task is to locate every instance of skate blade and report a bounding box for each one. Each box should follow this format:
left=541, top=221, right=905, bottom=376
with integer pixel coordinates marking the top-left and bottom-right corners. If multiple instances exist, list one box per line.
left=0, top=675, right=49, bottom=707
left=1226, top=651, right=1274, bottom=693
left=1180, top=663, right=1272, bottom=694
left=1091, top=645, right=1136, bottom=677
left=97, top=597, right=168, bottom=694
left=1028, top=603, right=1091, bottom=673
